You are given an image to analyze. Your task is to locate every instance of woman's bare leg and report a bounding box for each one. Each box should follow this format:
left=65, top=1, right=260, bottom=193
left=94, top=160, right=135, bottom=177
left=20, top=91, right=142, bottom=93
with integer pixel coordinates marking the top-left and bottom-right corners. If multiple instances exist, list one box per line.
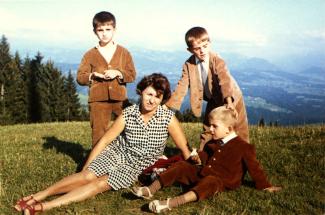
left=15, top=170, right=97, bottom=211
left=29, top=175, right=111, bottom=212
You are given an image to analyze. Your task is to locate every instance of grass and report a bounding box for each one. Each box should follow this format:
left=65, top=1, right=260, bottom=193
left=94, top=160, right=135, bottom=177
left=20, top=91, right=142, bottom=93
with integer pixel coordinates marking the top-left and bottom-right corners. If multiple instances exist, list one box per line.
left=0, top=122, right=324, bottom=214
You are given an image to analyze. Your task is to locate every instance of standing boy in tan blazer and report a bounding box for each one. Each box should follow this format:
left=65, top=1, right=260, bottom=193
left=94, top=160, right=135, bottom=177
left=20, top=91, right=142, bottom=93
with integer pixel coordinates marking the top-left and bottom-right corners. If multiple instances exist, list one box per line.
left=77, top=11, right=136, bottom=147
left=165, top=26, right=249, bottom=150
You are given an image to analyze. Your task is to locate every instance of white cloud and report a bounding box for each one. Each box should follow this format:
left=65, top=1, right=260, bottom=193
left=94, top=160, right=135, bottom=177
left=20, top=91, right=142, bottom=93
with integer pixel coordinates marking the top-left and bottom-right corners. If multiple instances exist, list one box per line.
left=303, top=29, right=325, bottom=41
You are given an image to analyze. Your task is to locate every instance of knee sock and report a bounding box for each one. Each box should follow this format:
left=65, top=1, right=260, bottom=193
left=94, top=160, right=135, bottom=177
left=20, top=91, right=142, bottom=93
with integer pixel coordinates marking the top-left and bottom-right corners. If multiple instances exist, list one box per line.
left=148, top=180, right=161, bottom=195
left=168, top=194, right=187, bottom=208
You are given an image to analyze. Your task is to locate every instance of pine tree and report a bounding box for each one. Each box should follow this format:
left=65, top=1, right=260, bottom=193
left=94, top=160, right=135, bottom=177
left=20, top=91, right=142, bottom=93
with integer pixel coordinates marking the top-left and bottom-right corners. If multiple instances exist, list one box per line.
left=45, top=61, right=66, bottom=121
left=0, top=35, right=13, bottom=124
left=27, top=52, right=43, bottom=122
left=22, top=56, right=32, bottom=122
left=64, top=70, right=82, bottom=121
left=7, top=52, right=28, bottom=123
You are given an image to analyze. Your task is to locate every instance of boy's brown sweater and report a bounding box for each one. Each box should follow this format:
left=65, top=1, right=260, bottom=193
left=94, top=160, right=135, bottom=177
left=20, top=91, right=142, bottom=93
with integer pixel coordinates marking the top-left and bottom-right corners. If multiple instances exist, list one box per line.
left=77, top=45, right=136, bottom=102
left=198, top=136, right=271, bottom=190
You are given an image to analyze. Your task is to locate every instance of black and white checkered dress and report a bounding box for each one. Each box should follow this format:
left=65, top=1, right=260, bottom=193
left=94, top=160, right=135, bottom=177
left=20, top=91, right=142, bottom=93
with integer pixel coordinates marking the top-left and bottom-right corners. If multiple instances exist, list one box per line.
left=88, top=104, right=174, bottom=190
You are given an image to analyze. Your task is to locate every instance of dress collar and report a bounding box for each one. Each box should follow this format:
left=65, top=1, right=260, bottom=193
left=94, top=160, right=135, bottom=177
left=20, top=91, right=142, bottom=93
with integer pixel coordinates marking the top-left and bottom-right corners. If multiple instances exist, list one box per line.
left=130, top=104, right=164, bottom=119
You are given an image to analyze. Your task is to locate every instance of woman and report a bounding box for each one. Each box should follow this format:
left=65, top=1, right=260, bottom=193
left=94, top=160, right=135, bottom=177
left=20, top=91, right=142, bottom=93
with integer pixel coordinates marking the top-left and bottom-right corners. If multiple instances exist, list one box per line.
left=14, top=73, right=192, bottom=214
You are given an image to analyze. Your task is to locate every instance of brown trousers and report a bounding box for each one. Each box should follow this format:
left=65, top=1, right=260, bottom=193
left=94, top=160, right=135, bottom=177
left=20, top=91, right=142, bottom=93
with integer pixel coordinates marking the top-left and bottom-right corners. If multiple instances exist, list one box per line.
left=158, top=161, right=224, bottom=200
left=200, top=98, right=249, bottom=150
left=89, top=101, right=124, bottom=147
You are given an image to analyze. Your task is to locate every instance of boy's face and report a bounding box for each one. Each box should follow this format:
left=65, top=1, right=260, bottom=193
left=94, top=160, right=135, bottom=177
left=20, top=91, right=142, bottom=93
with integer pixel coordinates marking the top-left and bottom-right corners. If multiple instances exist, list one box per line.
left=209, top=117, right=230, bottom=140
left=95, top=23, right=115, bottom=45
left=188, top=39, right=211, bottom=61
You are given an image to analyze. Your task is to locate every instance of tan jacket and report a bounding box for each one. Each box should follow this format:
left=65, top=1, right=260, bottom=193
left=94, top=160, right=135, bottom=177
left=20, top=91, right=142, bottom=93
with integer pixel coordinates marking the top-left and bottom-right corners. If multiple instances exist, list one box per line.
left=166, top=52, right=243, bottom=117
left=77, top=45, right=136, bottom=102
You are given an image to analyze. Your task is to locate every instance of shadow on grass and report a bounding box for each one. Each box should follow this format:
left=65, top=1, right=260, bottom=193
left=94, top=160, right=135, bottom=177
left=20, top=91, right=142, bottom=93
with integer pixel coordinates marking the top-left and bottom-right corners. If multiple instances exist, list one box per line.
left=164, top=146, right=181, bottom=157
left=121, top=192, right=151, bottom=212
left=42, top=136, right=91, bottom=172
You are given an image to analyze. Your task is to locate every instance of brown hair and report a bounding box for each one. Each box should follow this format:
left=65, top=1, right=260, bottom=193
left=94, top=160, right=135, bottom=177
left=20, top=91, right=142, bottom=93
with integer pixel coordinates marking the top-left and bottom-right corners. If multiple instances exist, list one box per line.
left=185, top=26, right=210, bottom=48
left=93, top=11, right=116, bottom=31
left=136, top=73, right=171, bottom=104
left=209, top=106, right=238, bottom=128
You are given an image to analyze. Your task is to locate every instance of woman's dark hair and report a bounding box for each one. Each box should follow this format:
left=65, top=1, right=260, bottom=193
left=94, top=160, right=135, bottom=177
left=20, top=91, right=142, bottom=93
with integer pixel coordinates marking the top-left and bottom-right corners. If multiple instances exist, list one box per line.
left=136, top=73, right=171, bottom=104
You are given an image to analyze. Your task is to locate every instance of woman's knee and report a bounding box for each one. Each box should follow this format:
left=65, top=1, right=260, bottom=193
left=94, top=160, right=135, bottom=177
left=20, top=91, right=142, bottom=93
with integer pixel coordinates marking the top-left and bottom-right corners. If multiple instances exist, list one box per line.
left=82, top=170, right=98, bottom=182
left=94, top=176, right=110, bottom=191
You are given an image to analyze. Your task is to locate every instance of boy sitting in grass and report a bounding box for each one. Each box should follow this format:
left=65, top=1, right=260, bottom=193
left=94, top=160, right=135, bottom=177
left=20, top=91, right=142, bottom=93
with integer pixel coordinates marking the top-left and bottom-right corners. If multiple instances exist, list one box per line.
left=131, top=106, right=281, bottom=213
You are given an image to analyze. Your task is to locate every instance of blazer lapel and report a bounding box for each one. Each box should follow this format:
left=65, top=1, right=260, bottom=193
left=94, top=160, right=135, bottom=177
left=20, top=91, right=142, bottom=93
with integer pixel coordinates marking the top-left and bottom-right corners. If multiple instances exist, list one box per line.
left=189, top=56, right=203, bottom=91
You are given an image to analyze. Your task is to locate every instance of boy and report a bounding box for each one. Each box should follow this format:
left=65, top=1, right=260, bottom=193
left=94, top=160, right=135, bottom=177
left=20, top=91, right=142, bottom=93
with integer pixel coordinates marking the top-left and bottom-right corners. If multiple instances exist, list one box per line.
left=131, top=106, right=281, bottom=213
left=165, top=26, right=249, bottom=151
left=77, top=11, right=136, bottom=147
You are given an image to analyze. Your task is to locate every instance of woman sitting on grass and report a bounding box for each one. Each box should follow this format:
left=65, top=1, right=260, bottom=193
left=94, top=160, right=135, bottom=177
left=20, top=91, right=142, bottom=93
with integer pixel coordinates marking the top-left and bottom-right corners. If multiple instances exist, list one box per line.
left=14, top=73, right=192, bottom=214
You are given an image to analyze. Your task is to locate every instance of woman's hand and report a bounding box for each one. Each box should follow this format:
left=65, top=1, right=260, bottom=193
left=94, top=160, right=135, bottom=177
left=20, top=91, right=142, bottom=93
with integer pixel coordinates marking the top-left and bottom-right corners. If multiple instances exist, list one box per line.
left=189, top=155, right=202, bottom=165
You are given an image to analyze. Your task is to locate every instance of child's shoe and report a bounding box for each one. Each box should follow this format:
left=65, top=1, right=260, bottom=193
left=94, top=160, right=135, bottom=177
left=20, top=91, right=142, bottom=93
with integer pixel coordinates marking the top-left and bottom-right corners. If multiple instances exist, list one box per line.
left=149, top=199, right=171, bottom=213
left=130, top=186, right=153, bottom=199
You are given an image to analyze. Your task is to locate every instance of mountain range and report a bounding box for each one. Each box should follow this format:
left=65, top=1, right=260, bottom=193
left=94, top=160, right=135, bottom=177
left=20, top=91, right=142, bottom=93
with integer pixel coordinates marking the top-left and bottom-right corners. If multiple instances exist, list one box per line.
left=45, top=47, right=325, bottom=125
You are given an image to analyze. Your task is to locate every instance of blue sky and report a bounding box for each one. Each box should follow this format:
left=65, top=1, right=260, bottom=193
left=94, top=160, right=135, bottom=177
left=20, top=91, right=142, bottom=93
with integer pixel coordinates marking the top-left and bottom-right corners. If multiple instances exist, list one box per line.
left=0, top=0, right=324, bottom=61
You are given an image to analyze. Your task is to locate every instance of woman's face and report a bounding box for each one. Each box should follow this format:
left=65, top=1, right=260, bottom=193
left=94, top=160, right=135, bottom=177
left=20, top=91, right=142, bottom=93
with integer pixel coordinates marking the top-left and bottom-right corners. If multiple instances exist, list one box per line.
left=141, top=86, right=163, bottom=113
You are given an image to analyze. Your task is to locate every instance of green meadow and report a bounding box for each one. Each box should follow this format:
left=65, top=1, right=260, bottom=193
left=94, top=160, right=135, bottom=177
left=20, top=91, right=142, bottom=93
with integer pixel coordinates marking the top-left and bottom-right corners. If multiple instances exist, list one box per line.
left=1, top=122, right=324, bottom=214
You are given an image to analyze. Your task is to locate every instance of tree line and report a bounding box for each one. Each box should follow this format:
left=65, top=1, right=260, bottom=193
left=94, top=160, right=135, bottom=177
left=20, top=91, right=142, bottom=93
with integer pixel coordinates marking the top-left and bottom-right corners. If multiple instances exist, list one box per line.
left=0, top=35, right=88, bottom=125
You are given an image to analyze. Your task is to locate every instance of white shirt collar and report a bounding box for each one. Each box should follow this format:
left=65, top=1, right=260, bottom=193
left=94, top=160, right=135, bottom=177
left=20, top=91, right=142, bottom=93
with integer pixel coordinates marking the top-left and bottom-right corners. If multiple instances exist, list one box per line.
left=221, top=132, right=238, bottom=145
left=95, top=41, right=116, bottom=49
left=195, top=55, right=209, bottom=65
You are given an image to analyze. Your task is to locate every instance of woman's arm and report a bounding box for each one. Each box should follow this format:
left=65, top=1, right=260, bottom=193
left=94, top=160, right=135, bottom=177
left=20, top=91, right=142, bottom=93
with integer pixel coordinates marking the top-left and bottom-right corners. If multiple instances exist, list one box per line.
left=82, top=114, right=125, bottom=170
left=168, top=115, right=191, bottom=160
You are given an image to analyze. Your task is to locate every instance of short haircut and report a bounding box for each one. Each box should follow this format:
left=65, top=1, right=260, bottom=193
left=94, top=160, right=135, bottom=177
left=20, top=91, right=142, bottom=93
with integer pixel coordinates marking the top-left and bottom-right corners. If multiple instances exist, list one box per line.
left=185, top=26, right=210, bottom=48
left=209, top=106, right=238, bottom=128
left=93, top=11, right=116, bottom=31
left=136, top=73, right=171, bottom=105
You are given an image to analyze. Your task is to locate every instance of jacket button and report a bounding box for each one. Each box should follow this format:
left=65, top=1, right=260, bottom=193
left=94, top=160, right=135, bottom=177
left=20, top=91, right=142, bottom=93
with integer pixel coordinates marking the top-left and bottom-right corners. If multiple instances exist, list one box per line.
left=218, top=150, right=221, bottom=152
left=208, top=165, right=211, bottom=168
left=213, top=158, right=216, bottom=161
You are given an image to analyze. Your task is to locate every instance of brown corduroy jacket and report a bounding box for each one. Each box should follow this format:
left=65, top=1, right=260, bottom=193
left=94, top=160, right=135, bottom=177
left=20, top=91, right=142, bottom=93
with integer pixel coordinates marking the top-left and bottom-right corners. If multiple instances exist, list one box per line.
left=199, top=136, right=271, bottom=190
left=77, top=45, right=136, bottom=102
left=166, top=52, right=244, bottom=117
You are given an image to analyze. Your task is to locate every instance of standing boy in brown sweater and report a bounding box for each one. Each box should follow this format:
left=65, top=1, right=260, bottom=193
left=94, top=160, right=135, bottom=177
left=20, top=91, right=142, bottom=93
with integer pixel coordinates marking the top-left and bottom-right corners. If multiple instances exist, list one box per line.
left=77, top=11, right=136, bottom=147
left=132, top=106, right=281, bottom=213
left=165, top=26, right=248, bottom=151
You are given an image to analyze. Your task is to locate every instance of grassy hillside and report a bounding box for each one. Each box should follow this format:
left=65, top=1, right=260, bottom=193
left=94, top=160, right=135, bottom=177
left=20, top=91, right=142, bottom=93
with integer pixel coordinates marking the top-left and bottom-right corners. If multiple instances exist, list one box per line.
left=0, top=122, right=324, bottom=214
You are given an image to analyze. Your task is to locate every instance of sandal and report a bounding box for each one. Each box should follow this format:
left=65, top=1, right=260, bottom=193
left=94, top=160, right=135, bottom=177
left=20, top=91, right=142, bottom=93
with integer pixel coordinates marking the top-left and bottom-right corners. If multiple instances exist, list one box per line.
left=148, top=198, right=171, bottom=213
left=14, top=195, right=38, bottom=212
left=130, top=186, right=153, bottom=199
left=24, top=203, right=43, bottom=215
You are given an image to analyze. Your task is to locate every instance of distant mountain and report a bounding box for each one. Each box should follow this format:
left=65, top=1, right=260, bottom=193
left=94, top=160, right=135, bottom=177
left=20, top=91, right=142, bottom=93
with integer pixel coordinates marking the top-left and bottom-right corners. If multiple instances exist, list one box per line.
left=299, top=66, right=325, bottom=80
left=49, top=48, right=325, bottom=125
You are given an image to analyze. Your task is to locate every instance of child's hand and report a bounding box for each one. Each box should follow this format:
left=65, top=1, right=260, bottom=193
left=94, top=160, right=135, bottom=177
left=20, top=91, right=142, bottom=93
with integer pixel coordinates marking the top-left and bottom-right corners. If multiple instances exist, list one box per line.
left=225, top=99, right=238, bottom=118
left=264, top=186, right=282, bottom=193
left=92, top=72, right=105, bottom=79
left=104, top=70, right=123, bottom=80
